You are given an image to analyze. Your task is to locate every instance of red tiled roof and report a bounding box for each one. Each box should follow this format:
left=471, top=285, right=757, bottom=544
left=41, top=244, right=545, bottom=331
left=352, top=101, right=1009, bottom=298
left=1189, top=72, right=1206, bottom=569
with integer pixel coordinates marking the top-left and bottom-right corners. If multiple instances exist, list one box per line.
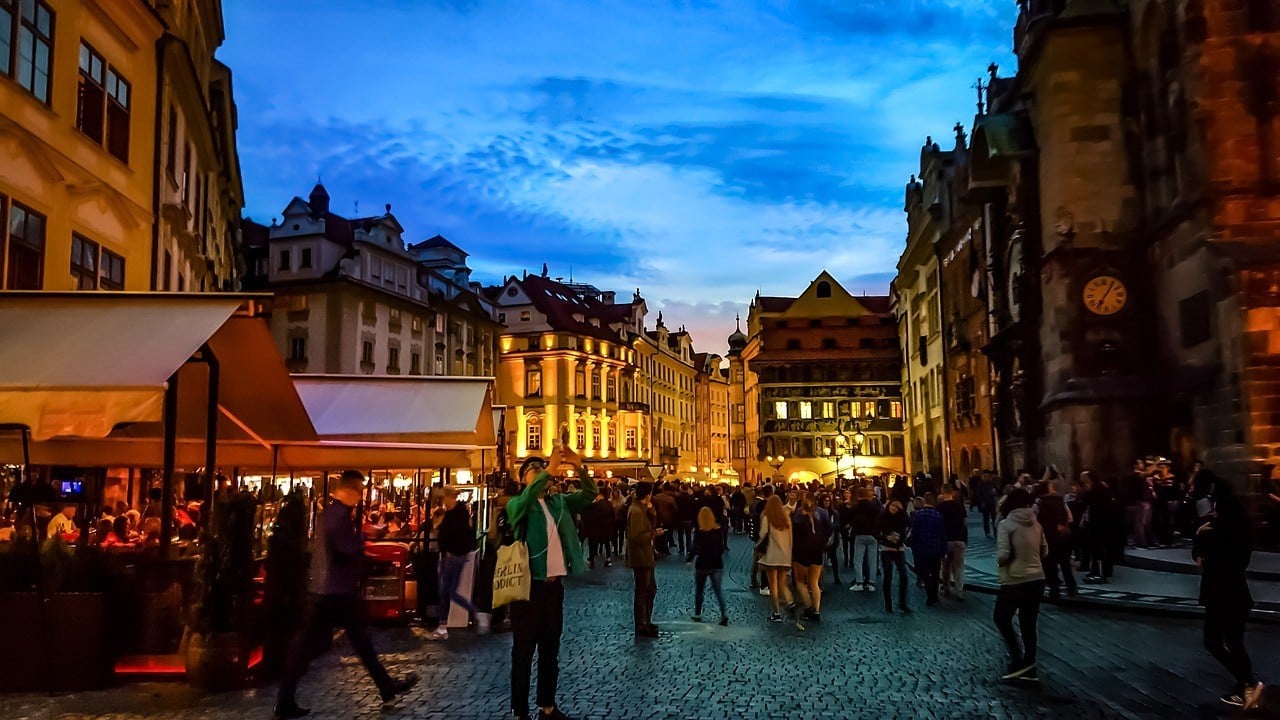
left=756, top=296, right=794, bottom=313
left=857, top=296, right=893, bottom=315
left=756, top=294, right=892, bottom=316
left=517, top=274, right=629, bottom=343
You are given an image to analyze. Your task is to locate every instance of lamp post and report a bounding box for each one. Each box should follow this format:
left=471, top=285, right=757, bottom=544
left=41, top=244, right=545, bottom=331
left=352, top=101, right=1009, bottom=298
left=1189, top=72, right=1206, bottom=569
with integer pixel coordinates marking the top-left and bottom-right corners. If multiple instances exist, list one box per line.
left=765, top=454, right=785, bottom=482
left=834, top=418, right=868, bottom=485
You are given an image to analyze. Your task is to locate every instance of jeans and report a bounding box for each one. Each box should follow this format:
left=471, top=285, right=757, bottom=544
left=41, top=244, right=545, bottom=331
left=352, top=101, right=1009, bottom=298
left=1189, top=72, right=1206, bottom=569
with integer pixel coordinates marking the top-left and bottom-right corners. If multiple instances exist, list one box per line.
left=994, top=579, right=1044, bottom=667
left=1204, top=602, right=1256, bottom=692
left=511, top=579, right=565, bottom=714
left=1132, top=501, right=1153, bottom=547
left=677, top=521, right=693, bottom=556
left=588, top=538, right=610, bottom=562
left=694, top=568, right=727, bottom=618
left=942, top=540, right=966, bottom=594
left=438, top=552, right=479, bottom=624
left=881, top=551, right=909, bottom=610
left=852, top=535, right=878, bottom=585
left=1044, top=544, right=1077, bottom=596
left=632, top=566, right=657, bottom=630
left=915, top=553, right=942, bottom=603
left=278, top=593, right=392, bottom=707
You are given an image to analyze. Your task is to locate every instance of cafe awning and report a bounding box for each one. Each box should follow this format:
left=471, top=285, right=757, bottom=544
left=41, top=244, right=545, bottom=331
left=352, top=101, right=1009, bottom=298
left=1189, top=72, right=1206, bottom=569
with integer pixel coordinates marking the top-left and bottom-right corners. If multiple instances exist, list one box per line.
left=0, top=292, right=315, bottom=462
left=0, top=293, right=243, bottom=440
left=291, top=375, right=497, bottom=447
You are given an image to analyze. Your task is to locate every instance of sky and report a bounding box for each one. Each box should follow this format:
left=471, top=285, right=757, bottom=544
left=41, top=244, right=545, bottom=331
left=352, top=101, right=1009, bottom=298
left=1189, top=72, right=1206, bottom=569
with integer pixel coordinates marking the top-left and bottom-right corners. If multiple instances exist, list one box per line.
left=221, top=0, right=1016, bottom=354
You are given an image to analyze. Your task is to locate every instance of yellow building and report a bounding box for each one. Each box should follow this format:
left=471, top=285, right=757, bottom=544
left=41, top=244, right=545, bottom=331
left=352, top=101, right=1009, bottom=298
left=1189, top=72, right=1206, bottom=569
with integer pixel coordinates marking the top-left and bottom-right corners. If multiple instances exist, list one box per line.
left=491, top=272, right=651, bottom=479
left=0, top=1, right=161, bottom=291
left=694, top=352, right=733, bottom=482
left=637, top=315, right=698, bottom=476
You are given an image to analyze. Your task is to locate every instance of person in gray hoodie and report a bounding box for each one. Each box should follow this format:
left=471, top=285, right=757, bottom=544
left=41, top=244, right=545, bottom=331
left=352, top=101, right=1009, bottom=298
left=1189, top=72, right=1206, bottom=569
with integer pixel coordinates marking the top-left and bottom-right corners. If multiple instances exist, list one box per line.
left=994, top=488, right=1048, bottom=682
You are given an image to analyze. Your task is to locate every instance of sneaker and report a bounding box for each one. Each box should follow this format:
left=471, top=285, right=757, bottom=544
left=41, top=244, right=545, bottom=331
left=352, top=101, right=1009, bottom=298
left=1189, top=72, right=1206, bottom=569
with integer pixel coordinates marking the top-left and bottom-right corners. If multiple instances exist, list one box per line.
left=273, top=704, right=311, bottom=720
left=1220, top=694, right=1245, bottom=708
left=604, top=559, right=612, bottom=567
left=1019, top=666, right=1040, bottom=683
left=865, top=583, right=876, bottom=593
left=849, top=583, right=864, bottom=591
left=380, top=673, right=419, bottom=705
left=758, top=587, right=770, bottom=596
left=1244, top=682, right=1265, bottom=710
left=1002, top=663, right=1034, bottom=681
left=429, top=628, right=448, bottom=641
left=768, top=612, right=783, bottom=623
left=691, top=615, right=702, bottom=622
left=719, top=617, right=729, bottom=627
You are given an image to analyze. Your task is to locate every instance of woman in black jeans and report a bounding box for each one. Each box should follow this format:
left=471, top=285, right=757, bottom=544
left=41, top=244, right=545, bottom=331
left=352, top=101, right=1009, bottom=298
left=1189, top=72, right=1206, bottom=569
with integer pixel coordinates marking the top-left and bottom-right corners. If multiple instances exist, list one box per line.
left=689, top=507, right=729, bottom=625
left=877, top=500, right=910, bottom=614
left=994, top=488, right=1048, bottom=682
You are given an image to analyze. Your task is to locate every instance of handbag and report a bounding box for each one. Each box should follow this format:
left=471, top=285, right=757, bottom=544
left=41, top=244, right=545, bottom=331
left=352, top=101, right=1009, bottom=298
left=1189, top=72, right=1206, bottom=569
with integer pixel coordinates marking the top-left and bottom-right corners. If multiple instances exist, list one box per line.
left=492, top=518, right=531, bottom=608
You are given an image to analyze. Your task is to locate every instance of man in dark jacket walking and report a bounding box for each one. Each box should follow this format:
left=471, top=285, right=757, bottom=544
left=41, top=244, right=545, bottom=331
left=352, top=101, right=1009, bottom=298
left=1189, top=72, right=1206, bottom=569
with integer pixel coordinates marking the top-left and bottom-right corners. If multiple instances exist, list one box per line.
left=1194, top=476, right=1265, bottom=710
left=937, top=484, right=968, bottom=599
left=275, top=470, right=417, bottom=719
left=627, top=483, right=662, bottom=637
left=430, top=486, right=479, bottom=641
left=908, top=493, right=948, bottom=606
left=1034, top=480, right=1077, bottom=600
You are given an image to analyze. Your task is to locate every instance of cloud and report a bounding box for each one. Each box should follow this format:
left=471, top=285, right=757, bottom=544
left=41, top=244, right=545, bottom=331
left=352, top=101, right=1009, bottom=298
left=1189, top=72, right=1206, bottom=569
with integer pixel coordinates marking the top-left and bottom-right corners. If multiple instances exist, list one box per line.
left=222, top=0, right=1016, bottom=353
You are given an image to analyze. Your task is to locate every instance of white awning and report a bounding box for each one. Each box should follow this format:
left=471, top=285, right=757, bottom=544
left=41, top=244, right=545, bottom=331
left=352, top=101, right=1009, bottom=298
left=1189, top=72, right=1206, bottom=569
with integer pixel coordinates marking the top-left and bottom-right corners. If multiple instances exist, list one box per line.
left=0, top=293, right=244, bottom=440
left=291, top=375, right=496, bottom=447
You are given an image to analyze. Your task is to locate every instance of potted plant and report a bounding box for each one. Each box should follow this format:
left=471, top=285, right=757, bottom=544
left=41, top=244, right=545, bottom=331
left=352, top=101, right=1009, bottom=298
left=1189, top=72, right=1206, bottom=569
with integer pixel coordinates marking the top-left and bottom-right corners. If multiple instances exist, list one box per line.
left=260, top=491, right=309, bottom=680
left=185, top=490, right=258, bottom=690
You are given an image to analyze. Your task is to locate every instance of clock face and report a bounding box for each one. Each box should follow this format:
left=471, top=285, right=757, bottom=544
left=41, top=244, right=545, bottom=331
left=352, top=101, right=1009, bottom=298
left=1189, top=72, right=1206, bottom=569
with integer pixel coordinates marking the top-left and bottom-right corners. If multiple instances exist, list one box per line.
left=1083, top=275, right=1127, bottom=315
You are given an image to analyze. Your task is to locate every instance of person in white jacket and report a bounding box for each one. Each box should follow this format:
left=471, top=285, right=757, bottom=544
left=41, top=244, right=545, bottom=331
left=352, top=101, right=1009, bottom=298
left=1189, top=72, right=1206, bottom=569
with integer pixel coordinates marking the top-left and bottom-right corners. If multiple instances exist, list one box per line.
left=994, top=488, right=1048, bottom=682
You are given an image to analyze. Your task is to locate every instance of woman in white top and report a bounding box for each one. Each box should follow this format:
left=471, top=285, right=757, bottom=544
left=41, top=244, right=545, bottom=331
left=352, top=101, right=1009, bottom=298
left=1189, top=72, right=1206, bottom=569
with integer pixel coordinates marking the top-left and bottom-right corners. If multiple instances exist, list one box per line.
left=758, top=495, right=794, bottom=623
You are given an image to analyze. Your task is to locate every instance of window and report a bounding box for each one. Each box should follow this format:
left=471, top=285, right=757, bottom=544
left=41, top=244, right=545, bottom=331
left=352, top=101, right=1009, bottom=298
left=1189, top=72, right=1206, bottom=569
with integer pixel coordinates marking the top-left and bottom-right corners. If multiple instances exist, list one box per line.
left=520, top=310, right=531, bottom=322
left=625, top=428, right=638, bottom=451
left=863, top=401, right=876, bottom=418
left=591, top=373, right=601, bottom=400
left=361, top=340, right=374, bottom=364
left=527, top=422, right=542, bottom=451
left=575, top=369, right=586, bottom=397
left=3, top=0, right=53, bottom=103
left=786, top=339, right=801, bottom=350
left=411, top=316, right=422, bottom=333
left=1179, top=290, right=1212, bottom=348
left=498, top=312, right=506, bottom=324
left=889, top=400, right=903, bottom=419
left=592, top=423, right=600, bottom=449
left=76, top=42, right=131, bottom=162
left=3, top=198, right=45, bottom=289
left=816, top=281, right=832, bottom=298
left=821, top=338, right=837, bottom=350
left=607, top=375, right=616, bottom=402
left=387, top=345, right=400, bottom=372
left=162, top=249, right=172, bottom=290
left=734, top=439, right=747, bottom=459
left=410, top=352, right=421, bottom=375
left=734, top=404, right=745, bottom=423
left=278, top=249, right=290, bottom=271
left=70, top=234, right=124, bottom=290
left=774, top=401, right=789, bottom=419
left=575, top=419, right=586, bottom=449
left=300, top=247, right=312, bottom=269
left=288, top=336, right=306, bottom=361
left=435, top=355, right=444, bottom=374
left=821, top=401, right=835, bottom=419
left=799, top=401, right=813, bottom=419
left=526, top=368, right=542, bottom=397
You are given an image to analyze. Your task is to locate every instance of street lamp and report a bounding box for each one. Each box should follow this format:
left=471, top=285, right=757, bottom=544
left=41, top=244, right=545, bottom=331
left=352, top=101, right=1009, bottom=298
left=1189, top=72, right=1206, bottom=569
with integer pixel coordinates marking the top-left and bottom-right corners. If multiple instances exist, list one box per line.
left=834, top=418, right=868, bottom=481
left=765, top=454, right=785, bottom=482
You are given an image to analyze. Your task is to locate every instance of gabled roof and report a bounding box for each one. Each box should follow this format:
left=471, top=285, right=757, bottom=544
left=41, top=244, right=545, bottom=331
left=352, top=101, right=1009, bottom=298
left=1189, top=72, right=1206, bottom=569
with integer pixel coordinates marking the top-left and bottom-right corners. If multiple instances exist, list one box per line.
left=756, top=296, right=795, bottom=313
left=410, top=234, right=467, bottom=256
left=516, top=274, right=627, bottom=343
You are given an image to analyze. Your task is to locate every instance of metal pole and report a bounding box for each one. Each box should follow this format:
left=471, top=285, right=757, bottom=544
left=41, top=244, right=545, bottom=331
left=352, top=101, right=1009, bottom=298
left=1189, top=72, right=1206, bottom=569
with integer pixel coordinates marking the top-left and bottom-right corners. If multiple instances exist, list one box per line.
left=204, top=348, right=220, bottom=517
left=160, top=371, right=179, bottom=553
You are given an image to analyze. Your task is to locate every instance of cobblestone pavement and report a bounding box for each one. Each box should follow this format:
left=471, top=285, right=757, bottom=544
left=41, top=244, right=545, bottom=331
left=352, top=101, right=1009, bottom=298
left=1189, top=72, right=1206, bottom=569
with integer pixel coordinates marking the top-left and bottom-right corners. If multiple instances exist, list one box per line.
left=5, top=534, right=1280, bottom=720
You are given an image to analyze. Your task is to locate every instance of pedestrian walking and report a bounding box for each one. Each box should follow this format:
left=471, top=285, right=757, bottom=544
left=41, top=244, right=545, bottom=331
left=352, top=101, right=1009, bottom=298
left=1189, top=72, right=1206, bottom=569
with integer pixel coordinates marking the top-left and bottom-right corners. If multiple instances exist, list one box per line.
left=505, top=448, right=598, bottom=720
left=994, top=488, right=1048, bottom=682
left=750, top=485, right=774, bottom=593
left=878, top=500, right=910, bottom=614
left=582, top=492, right=614, bottom=569
left=908, top=493, right=947, bottom=606
left=1193, top=474, right=1265, bottom=710
left=430, top=486, right=480, bottom=641
left=937, top=484, right=968, bottom=599
left=690, top=507, right=729, bottom=626
left=626, top=482, right=661, bottom=638
left=978, top=477, right=998, bottom=537
left=792, top=493, right=832, bottom=623
left=275, top=470, right=418, bottom=719
left=675, top=485, right=697, bottom=559
left=817, top=493, right=842, bottom=586
left=758, top=494, right=794, bottom=623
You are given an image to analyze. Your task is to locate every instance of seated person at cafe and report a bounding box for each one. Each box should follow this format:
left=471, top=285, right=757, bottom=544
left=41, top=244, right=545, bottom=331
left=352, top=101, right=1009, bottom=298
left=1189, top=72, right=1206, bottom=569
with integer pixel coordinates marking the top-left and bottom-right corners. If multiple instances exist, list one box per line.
left=101, top=516, right=132, bottom=546
left=93, top=519, right=113, bottom=545
left=46, top=505, right=77, bottom=539
left=140, top=517, right=162, bottom=545
left=363, top=510, right=388, bottom=540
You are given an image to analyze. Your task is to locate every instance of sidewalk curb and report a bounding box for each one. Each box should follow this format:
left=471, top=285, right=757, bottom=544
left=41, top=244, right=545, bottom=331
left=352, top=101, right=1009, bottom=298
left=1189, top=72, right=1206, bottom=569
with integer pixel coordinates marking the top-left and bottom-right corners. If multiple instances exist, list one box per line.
left=959, top=578, right=1280, bottom=625
left=1124, top=552, right=1280, bottom=583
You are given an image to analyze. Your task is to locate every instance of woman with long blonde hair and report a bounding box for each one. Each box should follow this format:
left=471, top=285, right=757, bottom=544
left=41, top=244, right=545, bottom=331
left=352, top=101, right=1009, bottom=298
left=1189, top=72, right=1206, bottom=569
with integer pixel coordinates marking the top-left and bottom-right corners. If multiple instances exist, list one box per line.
left=758, top=494, right=793, bottom=623
left=690, top=506, right=729, bottom=625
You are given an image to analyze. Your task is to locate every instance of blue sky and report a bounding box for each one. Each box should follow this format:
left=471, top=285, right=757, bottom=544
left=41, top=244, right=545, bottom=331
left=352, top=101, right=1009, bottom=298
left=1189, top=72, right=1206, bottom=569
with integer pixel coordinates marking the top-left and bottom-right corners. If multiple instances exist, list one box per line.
left=221, top=0, right=1016, bottom=353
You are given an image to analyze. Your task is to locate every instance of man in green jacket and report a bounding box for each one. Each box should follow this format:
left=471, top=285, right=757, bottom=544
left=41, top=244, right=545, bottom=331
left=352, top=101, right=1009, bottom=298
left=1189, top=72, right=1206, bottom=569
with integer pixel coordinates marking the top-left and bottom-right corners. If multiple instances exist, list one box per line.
left=506, top=446, right=597, bottom=720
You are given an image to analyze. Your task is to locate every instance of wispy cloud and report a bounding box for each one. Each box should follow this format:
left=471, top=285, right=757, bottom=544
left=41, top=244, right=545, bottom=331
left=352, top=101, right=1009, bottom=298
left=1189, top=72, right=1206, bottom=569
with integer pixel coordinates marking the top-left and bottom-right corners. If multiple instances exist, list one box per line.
left=222, top=0, right=1015, bottom=352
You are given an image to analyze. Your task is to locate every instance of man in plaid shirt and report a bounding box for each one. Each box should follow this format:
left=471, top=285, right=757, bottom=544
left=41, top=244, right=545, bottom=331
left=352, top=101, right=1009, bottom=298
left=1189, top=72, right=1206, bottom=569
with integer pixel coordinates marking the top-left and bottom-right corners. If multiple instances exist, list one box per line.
left=909, top=493, right=949, bottom=606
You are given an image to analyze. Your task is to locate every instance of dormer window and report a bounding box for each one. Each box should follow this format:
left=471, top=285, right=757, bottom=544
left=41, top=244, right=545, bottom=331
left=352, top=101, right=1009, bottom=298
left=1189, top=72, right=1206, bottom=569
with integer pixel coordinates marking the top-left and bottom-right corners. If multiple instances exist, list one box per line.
left=299, top=248, right=312, bottom=269
left=278, top=250, right=290, bottom=271
left=817, top=281, right=832, bottom=298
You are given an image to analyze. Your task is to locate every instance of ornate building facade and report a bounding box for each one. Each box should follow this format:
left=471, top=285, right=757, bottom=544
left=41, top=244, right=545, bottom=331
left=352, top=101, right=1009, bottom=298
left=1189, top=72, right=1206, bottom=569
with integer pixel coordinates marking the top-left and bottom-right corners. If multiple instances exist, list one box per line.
left=242, top=184, right=500, bottom=378
left=0, top=0, right=242, bottom=293
left=735, top=272, right=906, bottom=484
left=636, top=316, right=698, bottom=474
left=895, top=0, right=1280, bottom=486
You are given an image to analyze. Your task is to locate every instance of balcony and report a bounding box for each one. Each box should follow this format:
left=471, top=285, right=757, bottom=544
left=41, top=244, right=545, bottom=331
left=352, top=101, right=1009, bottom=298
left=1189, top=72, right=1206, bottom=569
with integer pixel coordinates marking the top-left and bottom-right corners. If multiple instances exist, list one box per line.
left=619, top=401, right=650, bottom=413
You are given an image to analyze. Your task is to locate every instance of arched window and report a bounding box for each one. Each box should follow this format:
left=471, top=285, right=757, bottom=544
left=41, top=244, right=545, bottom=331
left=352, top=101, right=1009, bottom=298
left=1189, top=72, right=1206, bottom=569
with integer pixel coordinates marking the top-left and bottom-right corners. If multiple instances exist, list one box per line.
left=816, top=281, right=832, bottom=298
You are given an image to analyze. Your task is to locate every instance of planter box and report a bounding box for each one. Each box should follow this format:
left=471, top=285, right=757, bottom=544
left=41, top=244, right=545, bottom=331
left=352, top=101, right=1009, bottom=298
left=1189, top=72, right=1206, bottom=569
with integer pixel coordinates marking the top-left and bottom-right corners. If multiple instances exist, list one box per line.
left=0, top=592, right=108, bottom=691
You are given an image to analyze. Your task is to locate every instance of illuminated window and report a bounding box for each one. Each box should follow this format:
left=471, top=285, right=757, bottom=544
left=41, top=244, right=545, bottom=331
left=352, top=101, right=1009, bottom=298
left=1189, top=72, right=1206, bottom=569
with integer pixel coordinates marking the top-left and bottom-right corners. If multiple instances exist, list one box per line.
left=799, top=401, right=813, bottom=419
left=774, top=401, right=788, bottom=419
left=625, top=428, right=637, bottom=451
left=575, top=419, right=586, bottom=449
left=527, top=422, right=542, bottom=451
left=526, top=368, right=542, bottom=397
left=821, top=401, right=835, bottom=419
